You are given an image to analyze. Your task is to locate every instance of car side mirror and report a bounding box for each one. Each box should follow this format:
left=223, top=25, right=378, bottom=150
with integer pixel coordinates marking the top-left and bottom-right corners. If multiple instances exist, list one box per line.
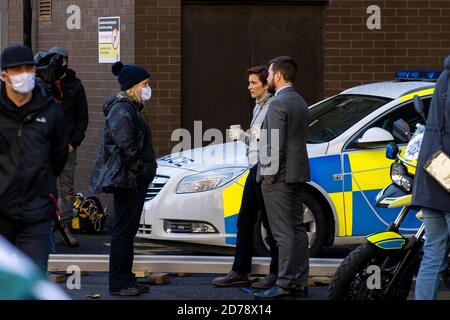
left=357, top=127, right=395, bottom=148
left=393, top=119, right=411, bottom=143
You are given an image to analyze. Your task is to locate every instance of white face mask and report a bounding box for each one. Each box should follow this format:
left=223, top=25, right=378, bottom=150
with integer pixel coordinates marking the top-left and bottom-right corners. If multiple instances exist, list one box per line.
left=6, top=72, right=36, bottom=94
left=141, top=86, right=152, bottom=102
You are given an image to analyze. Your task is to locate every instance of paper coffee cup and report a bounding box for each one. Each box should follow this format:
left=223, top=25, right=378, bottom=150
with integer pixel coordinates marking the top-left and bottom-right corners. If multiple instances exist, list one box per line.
left=251, top=125, right=262, bottom=141
left=229, top=125, right=242, bottom=140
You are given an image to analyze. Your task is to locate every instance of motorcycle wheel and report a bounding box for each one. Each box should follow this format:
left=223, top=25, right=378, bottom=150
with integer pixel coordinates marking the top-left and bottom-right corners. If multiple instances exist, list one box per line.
left=327, top=241, right=415, bottom=300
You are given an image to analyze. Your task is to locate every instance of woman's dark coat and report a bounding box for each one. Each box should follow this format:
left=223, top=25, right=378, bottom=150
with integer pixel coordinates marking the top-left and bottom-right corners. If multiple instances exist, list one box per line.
left=412, top=56, right=450, bottom=212
left=89, top=95, right=157, bottom=193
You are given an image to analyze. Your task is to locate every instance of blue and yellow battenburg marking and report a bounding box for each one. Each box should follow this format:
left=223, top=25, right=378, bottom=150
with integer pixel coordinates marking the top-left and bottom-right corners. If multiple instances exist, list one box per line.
left=367, top=231, right=407, bottom=250
left=222, top=170, right=249, bottom=245
left=220, top=88, right=435, bottom=244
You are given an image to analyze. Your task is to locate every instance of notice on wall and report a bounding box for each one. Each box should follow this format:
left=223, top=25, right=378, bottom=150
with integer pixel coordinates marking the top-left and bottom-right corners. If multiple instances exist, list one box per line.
left=98, top=17, right=120, bottom=64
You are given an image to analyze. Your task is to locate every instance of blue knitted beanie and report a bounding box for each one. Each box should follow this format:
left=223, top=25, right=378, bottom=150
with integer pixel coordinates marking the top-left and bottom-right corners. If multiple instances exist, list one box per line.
left=112, top=61, right=150, bottom=91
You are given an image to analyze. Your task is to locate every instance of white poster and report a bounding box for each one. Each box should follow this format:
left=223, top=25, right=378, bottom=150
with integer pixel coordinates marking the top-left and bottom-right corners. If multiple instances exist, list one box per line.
left=98, top=16, right=120, bottom=64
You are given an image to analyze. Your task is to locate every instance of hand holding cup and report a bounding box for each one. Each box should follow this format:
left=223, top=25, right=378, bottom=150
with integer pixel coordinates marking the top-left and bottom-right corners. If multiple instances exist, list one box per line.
left=251, top=125, right=262, bottom=141
left=229, top=125, right=242, bottom=141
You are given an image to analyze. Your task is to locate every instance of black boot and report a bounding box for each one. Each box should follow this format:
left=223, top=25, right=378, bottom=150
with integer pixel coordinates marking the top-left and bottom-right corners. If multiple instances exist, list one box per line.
left=59, top=225, right=79, bottom=247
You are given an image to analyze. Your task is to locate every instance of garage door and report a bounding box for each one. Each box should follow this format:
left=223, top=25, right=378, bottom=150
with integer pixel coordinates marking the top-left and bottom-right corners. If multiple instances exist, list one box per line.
left=182, top=1, right=325, bottom=140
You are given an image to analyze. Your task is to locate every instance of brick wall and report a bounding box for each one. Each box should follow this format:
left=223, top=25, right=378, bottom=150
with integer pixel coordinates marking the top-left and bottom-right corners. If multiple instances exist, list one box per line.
left=6, top=0, right=450, bottom=201
left=7, top=0, right=22, bottom=44
left=324, top=0, right=450, bottom=97
left=7, top=0, right=136, bottom=205
left=135, top=0, right=181, bottom=157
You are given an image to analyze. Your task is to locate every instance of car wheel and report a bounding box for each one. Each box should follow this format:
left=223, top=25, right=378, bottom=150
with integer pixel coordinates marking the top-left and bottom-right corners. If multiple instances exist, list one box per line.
left=253, top=193, right=328, bottom=258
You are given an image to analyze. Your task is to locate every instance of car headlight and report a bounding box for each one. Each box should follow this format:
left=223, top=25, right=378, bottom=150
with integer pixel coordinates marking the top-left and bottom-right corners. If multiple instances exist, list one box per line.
left=176, top=167, right=248, bottom=194
left=391, top=162, right=413, bottom=192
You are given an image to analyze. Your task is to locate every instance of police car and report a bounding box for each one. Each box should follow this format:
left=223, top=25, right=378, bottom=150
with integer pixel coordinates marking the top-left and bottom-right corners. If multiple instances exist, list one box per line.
left=137, top=71, right=439, bottom=256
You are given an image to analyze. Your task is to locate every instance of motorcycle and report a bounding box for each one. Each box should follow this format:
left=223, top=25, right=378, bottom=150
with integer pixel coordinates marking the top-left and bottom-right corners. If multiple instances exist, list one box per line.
left=327, top=96, right=450, bottom=300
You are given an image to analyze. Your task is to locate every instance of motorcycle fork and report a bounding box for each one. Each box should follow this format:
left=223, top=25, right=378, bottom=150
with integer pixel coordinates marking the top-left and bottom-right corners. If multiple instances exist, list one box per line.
left=379, top=206, right=411, bottom=272
left=388, top=206, right=410, bottom=232
left=382, top=222, right=426, bottom=296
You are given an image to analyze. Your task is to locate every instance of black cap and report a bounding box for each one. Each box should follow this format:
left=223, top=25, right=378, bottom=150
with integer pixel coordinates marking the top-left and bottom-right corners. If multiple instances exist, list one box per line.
left=48, top=46, right=69, bottom=58
left=111, top=61, right=150, bottom=91
left=1, top=44, right=36, bottom=71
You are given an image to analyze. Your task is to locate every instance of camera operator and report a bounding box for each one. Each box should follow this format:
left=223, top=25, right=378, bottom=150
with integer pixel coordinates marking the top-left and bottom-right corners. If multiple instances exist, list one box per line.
left=47, top=47, right=89, bottom=246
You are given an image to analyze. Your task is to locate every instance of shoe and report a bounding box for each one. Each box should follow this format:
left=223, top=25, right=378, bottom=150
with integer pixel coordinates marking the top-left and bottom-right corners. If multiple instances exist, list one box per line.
left=135, top=283, right=150, bottom=294
left=254, top=285, right=295, bottom=300
left=294, top=286, right=308, bottom=299
left=212, top=271, right=250, bottom=287
left=109, top=287, right=141, bottom=296
left=59, top=225, right=79, bottom=247
left=252, top=274, right=277, bottom=290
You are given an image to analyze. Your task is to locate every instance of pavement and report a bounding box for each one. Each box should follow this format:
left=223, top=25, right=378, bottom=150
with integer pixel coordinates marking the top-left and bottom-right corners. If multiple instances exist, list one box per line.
left=53, top=233, right=450, bottom=300
left=52, top=233, right=336, bottom=300
left=57, top=273, right=330, bottom=300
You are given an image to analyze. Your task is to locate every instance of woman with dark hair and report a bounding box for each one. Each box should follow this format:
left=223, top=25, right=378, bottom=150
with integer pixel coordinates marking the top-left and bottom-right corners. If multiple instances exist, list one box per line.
left=89, top=61, right=157, bottom=296
left=212, top=66, right=279, bottom=289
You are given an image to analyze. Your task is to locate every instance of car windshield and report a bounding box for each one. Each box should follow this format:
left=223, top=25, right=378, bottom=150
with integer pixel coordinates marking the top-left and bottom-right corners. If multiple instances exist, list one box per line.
left=307, top=94, right=392, bottom=143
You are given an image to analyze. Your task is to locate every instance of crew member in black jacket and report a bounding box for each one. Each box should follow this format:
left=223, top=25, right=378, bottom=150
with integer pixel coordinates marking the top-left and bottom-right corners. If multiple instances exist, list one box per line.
left=48, top=47, right=89, bottom=246
left=0, top=45, right=68, bottom=271
left=89, top=61, right=157, bottom=296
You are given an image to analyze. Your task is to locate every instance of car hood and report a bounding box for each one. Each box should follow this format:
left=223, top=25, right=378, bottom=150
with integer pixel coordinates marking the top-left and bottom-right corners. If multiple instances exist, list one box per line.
left=157, top=141, right=329, bottom=173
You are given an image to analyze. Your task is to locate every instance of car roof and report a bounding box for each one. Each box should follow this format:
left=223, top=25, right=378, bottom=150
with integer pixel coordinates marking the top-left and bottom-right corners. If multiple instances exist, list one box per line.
left=340, top=81, right=436, bottom=99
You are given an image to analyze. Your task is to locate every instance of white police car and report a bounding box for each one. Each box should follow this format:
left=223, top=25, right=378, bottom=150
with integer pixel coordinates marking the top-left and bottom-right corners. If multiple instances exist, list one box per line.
left=137, top=71, right=439, bottom=256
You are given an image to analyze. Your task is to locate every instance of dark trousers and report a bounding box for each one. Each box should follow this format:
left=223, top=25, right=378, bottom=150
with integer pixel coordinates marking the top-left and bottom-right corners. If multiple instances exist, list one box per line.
left=261, top=180, right=309, bottom=289
left=58, top=149, right=77, bottom=225
left=232, top=166, right=279, bottom=275
left=0, top=217, right=52, bottom=272
left=109, top=180, right=149, bottom=292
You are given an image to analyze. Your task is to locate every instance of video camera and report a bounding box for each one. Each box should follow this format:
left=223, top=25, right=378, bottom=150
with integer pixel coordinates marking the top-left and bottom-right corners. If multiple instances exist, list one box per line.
left=34, top=50, right=66, bottom=96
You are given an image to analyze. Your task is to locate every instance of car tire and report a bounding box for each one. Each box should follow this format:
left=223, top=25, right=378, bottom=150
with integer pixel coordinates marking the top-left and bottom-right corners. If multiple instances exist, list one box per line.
left=253, top=192, right=328, bottom=258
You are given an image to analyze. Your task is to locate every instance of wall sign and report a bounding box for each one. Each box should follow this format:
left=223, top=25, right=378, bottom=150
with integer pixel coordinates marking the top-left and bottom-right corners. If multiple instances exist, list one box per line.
left=98, top=16, right=120, bottom=63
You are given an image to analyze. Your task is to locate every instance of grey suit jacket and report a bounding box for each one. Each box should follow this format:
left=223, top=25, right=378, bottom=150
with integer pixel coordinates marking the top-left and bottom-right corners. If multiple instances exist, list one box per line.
left=257, top=86, right=311, bottom=184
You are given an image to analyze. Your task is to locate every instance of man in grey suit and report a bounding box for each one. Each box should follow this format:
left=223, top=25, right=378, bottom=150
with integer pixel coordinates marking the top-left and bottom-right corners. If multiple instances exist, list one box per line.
left=255, top=56, right=311, bottom=300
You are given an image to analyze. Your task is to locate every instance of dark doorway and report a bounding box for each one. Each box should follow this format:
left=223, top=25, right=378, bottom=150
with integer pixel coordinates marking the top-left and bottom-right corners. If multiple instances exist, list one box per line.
left=182, top=3, right=324, bottom=140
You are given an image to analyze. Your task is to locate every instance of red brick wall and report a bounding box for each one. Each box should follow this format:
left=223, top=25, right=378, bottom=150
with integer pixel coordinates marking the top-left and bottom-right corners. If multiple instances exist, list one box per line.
left=324, top=0, right=450, bottom=97
left=135, top=0, right=181, bottom=157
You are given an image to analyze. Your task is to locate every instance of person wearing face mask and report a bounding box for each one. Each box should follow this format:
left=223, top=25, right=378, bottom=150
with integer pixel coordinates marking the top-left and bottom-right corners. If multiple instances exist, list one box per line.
left=0, top=44, right=68, bottom=271
left=89, top=61, right=157, bottom=296
left=47, top=47, right=89, bottom=247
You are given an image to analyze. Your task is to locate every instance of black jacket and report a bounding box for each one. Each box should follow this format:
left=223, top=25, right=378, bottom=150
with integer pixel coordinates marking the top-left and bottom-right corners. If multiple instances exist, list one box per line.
left=412, top=56, right=450, bottom=212
left=89, top=95, right=157, bottom=193
left=0, top=82, right=68, bottom=222
left=58, top=69, right=89, bottom=147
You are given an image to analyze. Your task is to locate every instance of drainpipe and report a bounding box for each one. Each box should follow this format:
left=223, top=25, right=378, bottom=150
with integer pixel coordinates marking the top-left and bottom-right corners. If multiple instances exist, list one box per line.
left=23, top=0, right=32, bottom=49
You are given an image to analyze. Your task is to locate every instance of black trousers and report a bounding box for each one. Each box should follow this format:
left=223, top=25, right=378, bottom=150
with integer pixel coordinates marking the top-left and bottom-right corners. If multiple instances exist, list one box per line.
left=232, top=166, right=279, bottom=275
left=109, top=180, right=149, bottom=292
left=0, top=217, right=52, bottom=272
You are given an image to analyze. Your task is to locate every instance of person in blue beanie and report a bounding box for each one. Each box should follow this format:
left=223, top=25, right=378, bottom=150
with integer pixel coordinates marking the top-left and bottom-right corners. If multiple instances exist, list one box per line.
left=89, top=61, right=157, bottom=296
